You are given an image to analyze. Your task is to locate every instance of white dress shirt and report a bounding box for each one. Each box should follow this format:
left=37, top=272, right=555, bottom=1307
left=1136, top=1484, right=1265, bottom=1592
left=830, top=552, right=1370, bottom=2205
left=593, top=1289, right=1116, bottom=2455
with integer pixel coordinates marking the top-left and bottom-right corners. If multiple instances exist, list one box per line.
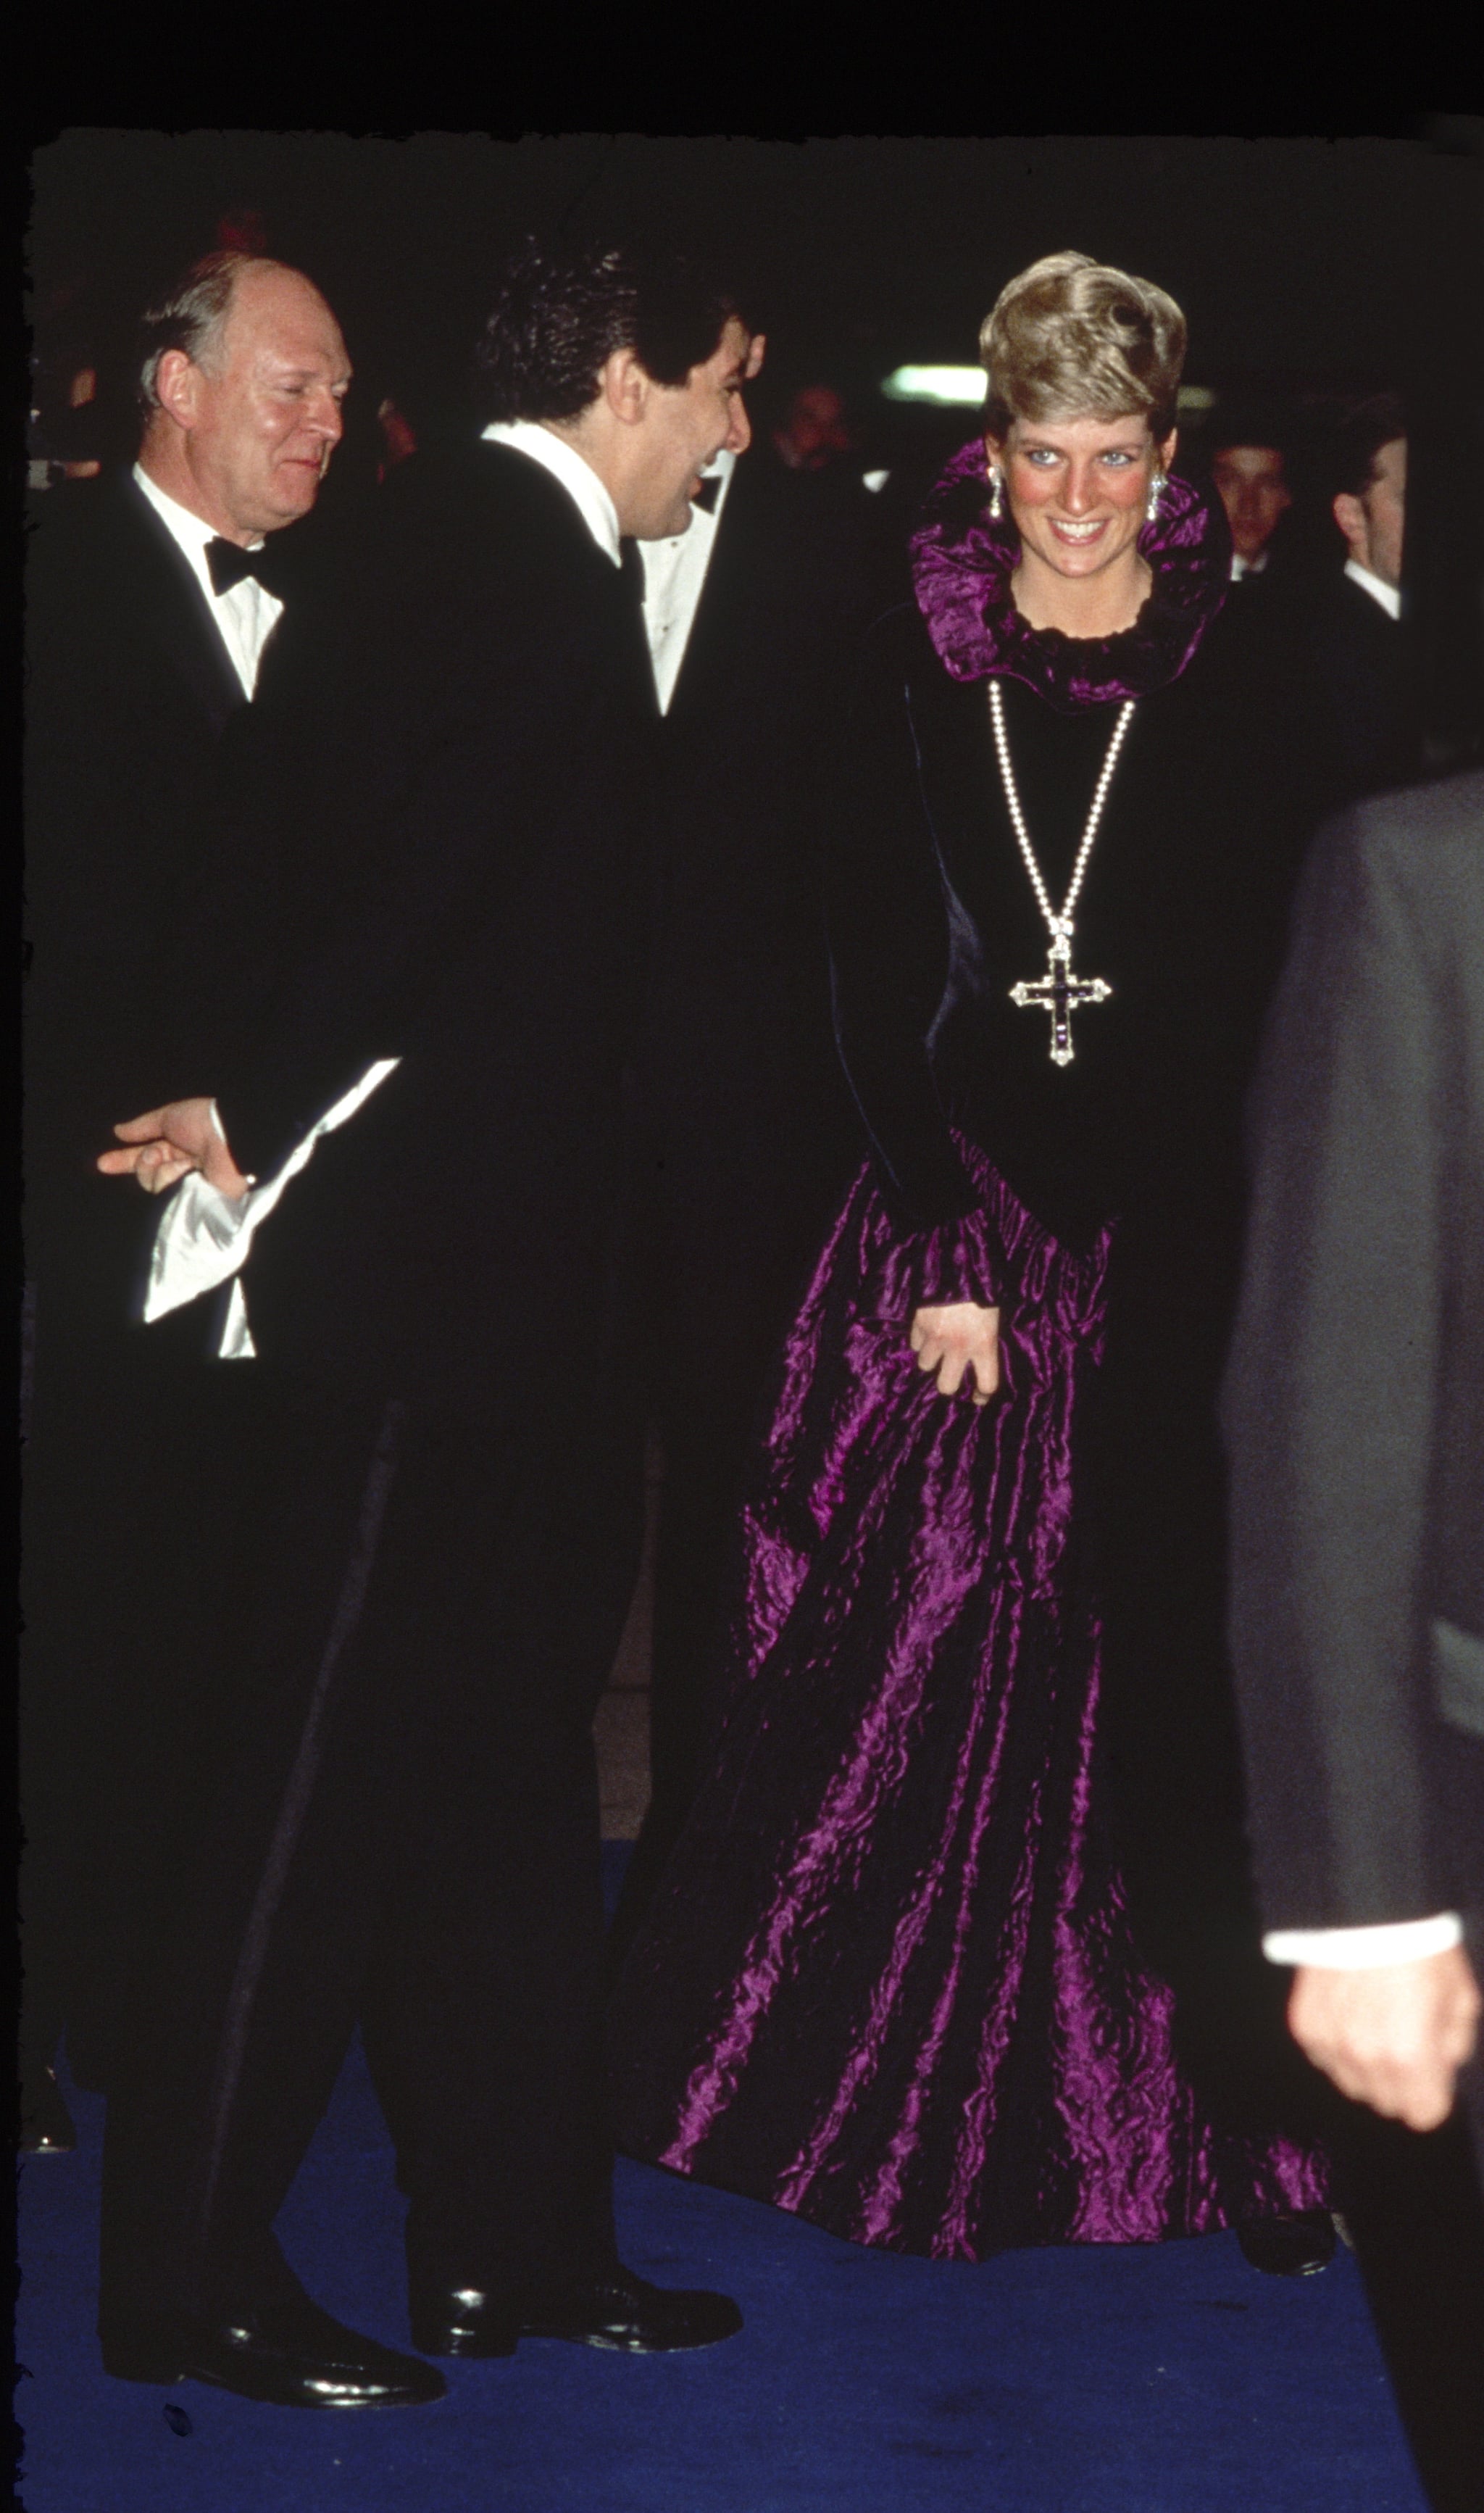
left=1343, top=556, right=1402, bottom=620
left=636, top=449, right=736, bottom=713
left=132, top=463, right=283, bottom=697
left=148, top=424, right=623, bottom=1358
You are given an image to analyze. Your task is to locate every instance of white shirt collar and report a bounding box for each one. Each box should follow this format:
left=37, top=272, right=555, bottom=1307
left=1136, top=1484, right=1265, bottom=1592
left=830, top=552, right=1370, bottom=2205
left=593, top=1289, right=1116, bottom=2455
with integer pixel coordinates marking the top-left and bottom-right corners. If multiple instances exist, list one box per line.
left=132, top=461, right=263, bottom=558
left=636, top=449, right=737, bottom=714
left=131, top=460, right=281, bottom=701
left=1344, top=556, right=1402, bottom=620
left=480, top=420, right=622, bottom=567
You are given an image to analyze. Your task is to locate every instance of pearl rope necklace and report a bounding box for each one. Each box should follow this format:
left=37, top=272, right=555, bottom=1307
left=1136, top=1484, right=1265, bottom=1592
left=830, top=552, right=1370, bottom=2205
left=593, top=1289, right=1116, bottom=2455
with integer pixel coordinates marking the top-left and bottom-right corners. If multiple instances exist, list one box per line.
left=988, top=679, right=1135, bottom=1066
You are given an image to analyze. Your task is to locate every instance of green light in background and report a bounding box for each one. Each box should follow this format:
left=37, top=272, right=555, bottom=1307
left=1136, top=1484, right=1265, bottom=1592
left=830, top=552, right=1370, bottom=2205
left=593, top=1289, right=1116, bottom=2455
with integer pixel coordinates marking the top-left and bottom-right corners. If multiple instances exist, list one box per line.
left=880, top=366, right=986, bottom=407
left=880, top=372, right=1217, bottom=415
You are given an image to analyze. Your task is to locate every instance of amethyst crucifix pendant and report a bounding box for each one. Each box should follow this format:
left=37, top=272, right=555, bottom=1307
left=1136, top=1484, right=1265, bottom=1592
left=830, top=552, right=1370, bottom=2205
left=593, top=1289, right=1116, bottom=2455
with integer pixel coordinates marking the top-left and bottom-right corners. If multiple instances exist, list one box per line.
left=1009, top=924, right=1112, bottom=1067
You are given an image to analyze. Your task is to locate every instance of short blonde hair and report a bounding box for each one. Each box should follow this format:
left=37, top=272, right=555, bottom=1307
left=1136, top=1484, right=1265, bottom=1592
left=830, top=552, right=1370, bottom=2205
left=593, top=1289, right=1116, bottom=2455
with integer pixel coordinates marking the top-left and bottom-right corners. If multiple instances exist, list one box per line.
left=980, top=250, right=1186, bottom=441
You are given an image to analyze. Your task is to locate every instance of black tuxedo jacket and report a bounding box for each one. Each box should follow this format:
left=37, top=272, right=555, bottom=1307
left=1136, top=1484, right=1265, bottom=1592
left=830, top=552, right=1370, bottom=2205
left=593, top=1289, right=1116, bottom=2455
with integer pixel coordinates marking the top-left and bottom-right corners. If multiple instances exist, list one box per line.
left=1290, top=570, right=1422, bottom=813
left=643, top=454, right=873, bottom=1287
left=1222, top=772, right=1484, bottom=1933
left=23, top=471, right=257, bottom=1322
left=193, top=442, right=659, bottom=1413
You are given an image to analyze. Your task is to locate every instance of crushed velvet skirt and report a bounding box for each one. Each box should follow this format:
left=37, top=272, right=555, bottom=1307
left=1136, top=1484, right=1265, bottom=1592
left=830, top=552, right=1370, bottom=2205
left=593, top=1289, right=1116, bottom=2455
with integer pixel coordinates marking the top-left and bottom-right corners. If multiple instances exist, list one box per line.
left=608, top=1146, right=1326, bottom=2259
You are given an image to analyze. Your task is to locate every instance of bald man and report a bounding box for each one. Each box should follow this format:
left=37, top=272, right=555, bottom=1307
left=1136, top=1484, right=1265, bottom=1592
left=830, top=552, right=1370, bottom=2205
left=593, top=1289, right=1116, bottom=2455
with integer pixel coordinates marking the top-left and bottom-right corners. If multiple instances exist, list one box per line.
left=22, top=249, right=350, bottom=2153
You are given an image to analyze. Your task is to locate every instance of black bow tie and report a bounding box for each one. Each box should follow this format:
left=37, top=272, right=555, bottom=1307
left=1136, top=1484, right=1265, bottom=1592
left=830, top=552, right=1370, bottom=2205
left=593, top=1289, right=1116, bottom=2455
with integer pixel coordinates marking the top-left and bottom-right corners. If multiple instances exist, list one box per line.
left=206, top=536, right=275, bottom=597
left=691, top=474, right=722, bottom=514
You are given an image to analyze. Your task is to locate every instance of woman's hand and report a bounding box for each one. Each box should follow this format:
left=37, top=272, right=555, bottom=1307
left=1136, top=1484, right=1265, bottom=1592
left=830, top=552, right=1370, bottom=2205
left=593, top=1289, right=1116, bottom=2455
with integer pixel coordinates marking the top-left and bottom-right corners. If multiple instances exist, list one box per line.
left=909, top=1303, right=1001, bottom=1405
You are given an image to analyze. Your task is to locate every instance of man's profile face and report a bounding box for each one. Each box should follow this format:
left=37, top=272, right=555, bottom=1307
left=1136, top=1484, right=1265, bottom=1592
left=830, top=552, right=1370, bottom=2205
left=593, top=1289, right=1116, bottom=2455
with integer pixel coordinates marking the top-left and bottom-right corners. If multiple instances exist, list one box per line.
left=1211, top=443, right=1291, bottom=562
left=178, top=269, right=351, bottom=541
left=633, top=317, right=757, bottom=539
left=1359, top=436, right=1406, bottom=588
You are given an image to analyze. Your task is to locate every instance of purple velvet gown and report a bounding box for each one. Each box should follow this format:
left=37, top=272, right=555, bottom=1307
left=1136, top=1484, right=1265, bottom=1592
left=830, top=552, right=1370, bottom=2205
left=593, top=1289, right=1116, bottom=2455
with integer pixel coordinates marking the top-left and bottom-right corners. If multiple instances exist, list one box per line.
left=609, top=447, right=1328, bottom=2259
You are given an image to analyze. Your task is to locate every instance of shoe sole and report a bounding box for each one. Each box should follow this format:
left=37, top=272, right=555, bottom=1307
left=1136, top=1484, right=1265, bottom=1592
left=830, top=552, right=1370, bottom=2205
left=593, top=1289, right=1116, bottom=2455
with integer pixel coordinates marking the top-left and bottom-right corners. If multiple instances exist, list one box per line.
left=102, top=2347, right=441, bottom=2406
left=519, top=2320, right=743, bottom=2352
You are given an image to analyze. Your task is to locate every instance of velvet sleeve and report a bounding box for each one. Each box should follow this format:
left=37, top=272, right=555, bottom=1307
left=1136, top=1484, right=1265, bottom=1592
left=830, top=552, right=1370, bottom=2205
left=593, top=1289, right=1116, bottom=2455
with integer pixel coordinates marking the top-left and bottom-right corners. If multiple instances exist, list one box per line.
left=825, top=612, right=1001, bottom=1313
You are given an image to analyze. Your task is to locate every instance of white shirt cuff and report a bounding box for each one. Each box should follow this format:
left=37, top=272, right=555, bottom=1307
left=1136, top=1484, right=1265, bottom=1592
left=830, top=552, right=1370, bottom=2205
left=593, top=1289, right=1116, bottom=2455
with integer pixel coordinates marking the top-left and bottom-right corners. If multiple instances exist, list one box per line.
left=142, top=1061, right=401, bottom=1326
left=1263, top=1913, right=1464, bottom=1969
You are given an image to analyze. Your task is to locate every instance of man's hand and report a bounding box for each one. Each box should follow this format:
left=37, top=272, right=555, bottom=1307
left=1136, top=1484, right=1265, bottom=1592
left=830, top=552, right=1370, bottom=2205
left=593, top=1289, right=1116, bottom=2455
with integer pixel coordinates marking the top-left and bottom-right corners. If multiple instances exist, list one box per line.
left=909, top=1303, right=1001, bottom=1405
left=97, top=1097, right=249, bottom=1200
left=1288, top=1946, right=1482, bottom=2131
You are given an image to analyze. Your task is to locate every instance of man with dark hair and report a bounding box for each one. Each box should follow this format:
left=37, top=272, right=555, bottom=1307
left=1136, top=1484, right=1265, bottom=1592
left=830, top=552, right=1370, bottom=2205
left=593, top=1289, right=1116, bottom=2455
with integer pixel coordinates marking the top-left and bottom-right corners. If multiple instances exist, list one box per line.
left=770, top=381, right=857, bottom=474
left=22, top=249, right=350, bottom=2153
left=474, top=235, right=747, bottom=425
left=88, top=236, right=747, bottom=2409
left=1209, top=414, right=1293, bottom=582
left=1295, top=392, right=1421, bottom=808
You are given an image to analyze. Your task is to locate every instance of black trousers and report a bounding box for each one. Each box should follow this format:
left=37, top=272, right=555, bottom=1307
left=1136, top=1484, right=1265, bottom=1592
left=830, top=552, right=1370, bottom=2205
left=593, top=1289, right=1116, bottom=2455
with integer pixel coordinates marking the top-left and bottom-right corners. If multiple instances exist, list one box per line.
left=98, top=1353, right=646, bottom=2319
left=1341, top=1748, right=1484, bottom=2513
left=20, top=1297, right=222, bottom=2091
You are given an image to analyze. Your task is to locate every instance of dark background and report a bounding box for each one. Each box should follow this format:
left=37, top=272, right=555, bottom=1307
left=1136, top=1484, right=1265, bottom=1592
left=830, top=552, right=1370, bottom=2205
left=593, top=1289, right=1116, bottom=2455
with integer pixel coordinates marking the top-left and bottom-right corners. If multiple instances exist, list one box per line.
left=25, top=128, right=1484, bottom=745
left=27, top=128, right=1483, bottom=445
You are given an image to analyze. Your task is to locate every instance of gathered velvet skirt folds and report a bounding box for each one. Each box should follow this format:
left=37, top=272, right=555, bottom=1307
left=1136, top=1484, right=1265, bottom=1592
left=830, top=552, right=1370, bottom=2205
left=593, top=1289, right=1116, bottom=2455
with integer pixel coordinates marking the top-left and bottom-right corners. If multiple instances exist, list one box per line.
left=609, top=1144, right=1327, bottom=2259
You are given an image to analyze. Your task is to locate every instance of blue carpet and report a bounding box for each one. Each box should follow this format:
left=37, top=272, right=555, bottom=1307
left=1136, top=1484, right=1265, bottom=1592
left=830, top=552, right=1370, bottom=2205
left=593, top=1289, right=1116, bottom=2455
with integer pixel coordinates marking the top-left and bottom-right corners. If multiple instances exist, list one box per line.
left=16, top=1850, right=1428, bottom=2512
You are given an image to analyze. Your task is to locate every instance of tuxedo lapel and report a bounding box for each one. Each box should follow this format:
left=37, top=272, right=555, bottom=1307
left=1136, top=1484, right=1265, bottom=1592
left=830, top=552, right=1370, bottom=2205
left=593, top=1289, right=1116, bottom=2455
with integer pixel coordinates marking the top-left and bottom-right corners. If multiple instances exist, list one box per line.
left=118, top=475, right=248, bottom=736
left=662, top=464, right=757, bottom=728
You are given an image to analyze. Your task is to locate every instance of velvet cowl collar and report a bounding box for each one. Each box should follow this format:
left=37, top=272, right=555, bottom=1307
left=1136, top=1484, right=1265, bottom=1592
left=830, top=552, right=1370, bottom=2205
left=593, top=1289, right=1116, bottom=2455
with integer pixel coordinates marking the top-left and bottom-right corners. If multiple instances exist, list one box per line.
left=909, top=433, right=1231, bottom=713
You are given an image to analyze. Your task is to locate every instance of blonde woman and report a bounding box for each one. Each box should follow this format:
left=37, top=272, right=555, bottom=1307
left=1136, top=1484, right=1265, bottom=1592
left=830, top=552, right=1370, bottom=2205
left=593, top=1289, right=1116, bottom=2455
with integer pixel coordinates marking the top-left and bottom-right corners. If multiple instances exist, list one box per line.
left=612, top=255, right=1330, bottom=2272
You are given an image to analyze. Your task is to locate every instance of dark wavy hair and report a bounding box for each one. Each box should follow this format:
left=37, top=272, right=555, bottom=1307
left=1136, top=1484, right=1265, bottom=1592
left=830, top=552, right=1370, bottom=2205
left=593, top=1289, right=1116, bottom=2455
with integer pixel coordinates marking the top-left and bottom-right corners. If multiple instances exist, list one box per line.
left=1329, top=391, right=1408, bottom=502
left=474, top=236, right=746, bottom=425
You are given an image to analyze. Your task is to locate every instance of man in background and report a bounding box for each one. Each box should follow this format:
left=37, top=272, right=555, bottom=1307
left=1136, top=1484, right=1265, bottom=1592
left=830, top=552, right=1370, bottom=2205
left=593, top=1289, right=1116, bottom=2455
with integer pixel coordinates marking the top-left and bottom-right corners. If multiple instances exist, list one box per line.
left=1302, top=393, right=1421, bottom=807
left=1209, top=415, right=1292, bottom=582
left=770, top=379, right=856, bottom=475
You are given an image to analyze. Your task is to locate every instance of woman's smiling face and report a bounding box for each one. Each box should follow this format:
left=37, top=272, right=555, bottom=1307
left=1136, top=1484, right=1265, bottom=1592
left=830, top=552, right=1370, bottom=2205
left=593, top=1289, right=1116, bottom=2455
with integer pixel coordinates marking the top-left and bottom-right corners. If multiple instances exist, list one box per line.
left=988, top=412, right=1177, bottom=593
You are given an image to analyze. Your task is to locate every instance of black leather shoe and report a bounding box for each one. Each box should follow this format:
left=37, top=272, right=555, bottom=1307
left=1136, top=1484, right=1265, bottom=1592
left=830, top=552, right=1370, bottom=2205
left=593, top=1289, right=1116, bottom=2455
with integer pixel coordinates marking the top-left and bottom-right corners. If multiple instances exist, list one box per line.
left=1237, top=2208, right=1338, bottom=2278
left=520, top=2266, right=743, bottom=2354
left=100, top=2292, right=446, bottom=2408
left=407, top=2285, right=520, bottom=2359
left=18, top=2066, right=77, bottom=2156
left=412, top=2264, right=743, bottom=2357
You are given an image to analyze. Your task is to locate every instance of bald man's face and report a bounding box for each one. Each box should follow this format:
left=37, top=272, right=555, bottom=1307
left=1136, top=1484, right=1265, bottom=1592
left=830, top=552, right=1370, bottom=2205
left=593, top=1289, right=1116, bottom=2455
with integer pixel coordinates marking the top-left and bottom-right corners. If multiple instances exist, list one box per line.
left=1211, top=444, right=1291, bottom=563
left=168, top=268, right=351, bottom=541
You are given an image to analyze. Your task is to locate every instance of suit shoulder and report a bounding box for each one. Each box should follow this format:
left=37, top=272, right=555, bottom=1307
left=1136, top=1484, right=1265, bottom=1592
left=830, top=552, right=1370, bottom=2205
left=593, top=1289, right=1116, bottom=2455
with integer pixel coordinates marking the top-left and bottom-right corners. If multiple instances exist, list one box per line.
left=1288, top=775, right=1484, bottom=985
left=1333, top=770, right=1484, bottom=867
left=372, top=441, right=606, bottom=565
left=1344, top=771, right=1484, bottom=913
left=27, top=471, right=148, bottom=586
